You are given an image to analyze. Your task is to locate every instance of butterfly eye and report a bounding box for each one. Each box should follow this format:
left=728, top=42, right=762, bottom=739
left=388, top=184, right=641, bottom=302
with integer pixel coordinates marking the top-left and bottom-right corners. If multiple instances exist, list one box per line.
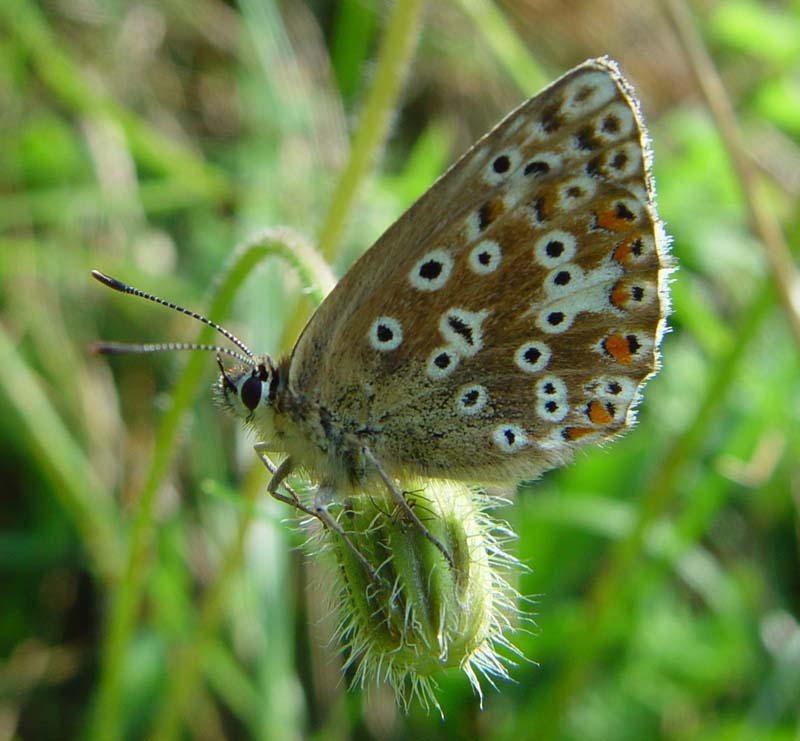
left=240, top=375, right=263, bottom=411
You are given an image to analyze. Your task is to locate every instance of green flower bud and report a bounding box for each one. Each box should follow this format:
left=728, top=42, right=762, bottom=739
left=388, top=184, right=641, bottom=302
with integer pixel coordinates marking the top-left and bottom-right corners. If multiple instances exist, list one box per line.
left=310, top=479, right=524, bottom=713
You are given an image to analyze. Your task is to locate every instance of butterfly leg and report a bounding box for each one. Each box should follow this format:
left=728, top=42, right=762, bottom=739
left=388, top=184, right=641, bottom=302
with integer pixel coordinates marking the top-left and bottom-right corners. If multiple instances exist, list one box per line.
left=254, top=444, right=381, bottom=586
left=314, top=486, right=382, bottom=587
left=254, top=445, right=317, bottom=519
left=362, top=447, right=454, bottom=570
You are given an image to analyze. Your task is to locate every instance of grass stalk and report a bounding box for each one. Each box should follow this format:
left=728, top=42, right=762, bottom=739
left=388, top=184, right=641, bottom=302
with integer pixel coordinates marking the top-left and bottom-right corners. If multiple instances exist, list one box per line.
left=533, top=0, right=792, bottom=726
left=315, top=0, right=427, bottom=264
left=535, top=282, right=775, bottom=736
left=662, top=0, right=800, bottom=347
left=2, top=0, right=232, bottom=202
left=456, top=0, right=547, bottom=95
left=0, top=327, right=123, bottom=579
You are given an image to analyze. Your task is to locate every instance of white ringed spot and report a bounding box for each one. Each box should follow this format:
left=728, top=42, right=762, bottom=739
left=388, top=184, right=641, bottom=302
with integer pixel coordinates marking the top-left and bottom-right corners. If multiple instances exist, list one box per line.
left=543, top=263, right=584, bottom=297
left=524, top=119, right=553, bottom=145
left=535, top=306, right=575, bottom=334
left=468, top=240, right=501, bottom=275
left=529, top=192, right=556, bottom=227
left=612, top=233, right=655, bottom=267
left=594, top=376, right=636, bottom=402
left=482, top=149, right=522, bottom=186
left=534, top=230, right=576, bottom=268
left=455, top=384, right=488, bottom=415
left=609, top=277, right=656, bottom=311
left=493, top=424, right=528, bottom=453
left=584, top=399, right=619, bottom=426
left=426, top=346, right=460, bottom=379
left=587, top=376, right=637, bottom=421
left=594, top=197, right=642, bottom=231
left=595, top=102, right=636, bottom=143
left=558, top=175, right=597, bottom=206
left=368, top=316, right=402, bottom=351
left=409, top=249, right=453, bottom=292
left=562, top=71, right=617, bottom=117
left=595, top=331, right=650, bottom=365
left=539, top=426, right=573, bottom=451
left=520, top=151, right=561, bottom=178
left=439, top=308, right=489, bottom=357
left=536, top=376, right=568, bottom=422
left=514, top=341, right=551, bottom=373
left=605, top=141, right=642, bottom=180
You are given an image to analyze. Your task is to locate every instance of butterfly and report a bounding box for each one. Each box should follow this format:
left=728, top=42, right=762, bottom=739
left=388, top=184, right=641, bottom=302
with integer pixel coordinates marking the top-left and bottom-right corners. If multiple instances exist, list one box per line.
left=94, top=57, right=670, bottom=571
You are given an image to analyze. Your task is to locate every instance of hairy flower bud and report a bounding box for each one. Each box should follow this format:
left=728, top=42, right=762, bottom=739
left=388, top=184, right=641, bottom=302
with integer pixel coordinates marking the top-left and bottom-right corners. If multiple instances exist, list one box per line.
left=309, top=479, right=524, bottom=712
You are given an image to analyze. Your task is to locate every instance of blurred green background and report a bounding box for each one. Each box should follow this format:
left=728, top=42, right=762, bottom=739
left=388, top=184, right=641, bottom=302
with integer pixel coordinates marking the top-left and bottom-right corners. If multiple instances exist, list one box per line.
left=2, top=0, right=799, bottom=739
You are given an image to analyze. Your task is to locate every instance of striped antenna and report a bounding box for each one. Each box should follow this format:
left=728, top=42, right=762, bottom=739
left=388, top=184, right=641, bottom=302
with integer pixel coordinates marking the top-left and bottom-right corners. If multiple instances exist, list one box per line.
left=91, top=270, right=255, bottom=364
left=91, top=341, right=255, bottom=368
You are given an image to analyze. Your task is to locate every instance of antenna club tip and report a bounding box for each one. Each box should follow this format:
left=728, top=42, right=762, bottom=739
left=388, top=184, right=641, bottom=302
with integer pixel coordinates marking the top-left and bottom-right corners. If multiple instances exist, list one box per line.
left=91, top=270, right=126, bottom=292
left=90, top=341, right=130, bottom=356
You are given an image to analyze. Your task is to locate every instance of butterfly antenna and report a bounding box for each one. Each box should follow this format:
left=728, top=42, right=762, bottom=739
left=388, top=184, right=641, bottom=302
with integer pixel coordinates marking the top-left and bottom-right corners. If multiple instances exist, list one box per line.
left=91, top=341, right=256, bottom=369
left=91, top=270, right=255, bottom=360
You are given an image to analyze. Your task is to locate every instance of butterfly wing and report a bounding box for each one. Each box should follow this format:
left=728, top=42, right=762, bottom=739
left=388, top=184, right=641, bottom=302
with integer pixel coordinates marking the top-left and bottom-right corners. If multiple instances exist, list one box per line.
left=288, top=57, right=670, bottom=484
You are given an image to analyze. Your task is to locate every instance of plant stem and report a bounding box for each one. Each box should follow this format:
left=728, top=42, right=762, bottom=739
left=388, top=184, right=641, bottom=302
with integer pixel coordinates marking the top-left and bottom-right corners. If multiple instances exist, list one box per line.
left=89, top=229, right=332, bottom=741
left=662, top=0, right=800, bottom=347
left=456, top=0, right=547, bottom=95
left=0, top=326, right=123, bottom=579
left=316, top=0, right=426, bottom=264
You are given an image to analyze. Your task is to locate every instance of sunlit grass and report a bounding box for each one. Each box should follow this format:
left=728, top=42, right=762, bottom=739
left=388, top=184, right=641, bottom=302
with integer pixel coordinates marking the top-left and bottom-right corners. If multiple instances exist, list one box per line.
left=1, top=1, right=798, bottom=739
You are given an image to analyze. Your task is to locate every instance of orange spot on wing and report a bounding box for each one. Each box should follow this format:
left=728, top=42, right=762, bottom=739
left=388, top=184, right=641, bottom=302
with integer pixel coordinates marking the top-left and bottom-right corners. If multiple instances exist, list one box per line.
left=564, top=426, right=596, bottom=441
left=610, top=281, right=629, bottom=308
left=596, top=209, right=630, bottom=232
left=587, top=400, right=613, bottom=425
left=479, top=199, right=505, bottom=229
left=603, top=334, right=633, bottom=364
left=533, top=192, right=556, bottom=221
left=613, top=236, right=634, bottom=263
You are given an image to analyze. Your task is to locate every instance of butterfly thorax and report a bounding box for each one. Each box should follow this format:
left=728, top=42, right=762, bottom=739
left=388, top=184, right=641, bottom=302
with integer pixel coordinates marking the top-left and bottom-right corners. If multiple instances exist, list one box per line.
left=277, top=361, right=387, bottom=489
left=216, top=354, right=379, bottom=490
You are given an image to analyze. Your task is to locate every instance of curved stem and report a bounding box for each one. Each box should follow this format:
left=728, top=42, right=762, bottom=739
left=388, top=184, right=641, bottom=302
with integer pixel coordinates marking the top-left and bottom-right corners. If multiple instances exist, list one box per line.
left=89, top=229, right=332, bottom=741
left=146, top=482, right=259, bottom=741
left=280, top=0, right=425, bottom=353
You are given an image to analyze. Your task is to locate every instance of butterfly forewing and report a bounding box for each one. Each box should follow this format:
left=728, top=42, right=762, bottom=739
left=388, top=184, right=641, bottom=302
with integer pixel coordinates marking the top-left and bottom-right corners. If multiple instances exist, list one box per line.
left=288, top=57, right=669, bottom=484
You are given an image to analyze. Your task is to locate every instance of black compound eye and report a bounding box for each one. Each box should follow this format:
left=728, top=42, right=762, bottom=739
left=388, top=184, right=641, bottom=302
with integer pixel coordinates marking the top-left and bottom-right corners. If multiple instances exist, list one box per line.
left=240, top=375, right=262, bottom=411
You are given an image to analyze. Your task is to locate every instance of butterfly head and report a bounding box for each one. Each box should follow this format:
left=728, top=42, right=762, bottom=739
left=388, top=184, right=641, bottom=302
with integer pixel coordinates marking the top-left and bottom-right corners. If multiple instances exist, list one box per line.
left=214, top=354, right=279, bottom=423
left=89, top=270, right=283, bottom=429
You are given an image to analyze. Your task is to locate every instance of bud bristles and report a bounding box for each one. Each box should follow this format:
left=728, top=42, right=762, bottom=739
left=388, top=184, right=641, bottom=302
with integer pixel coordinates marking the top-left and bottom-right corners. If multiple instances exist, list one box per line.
left=306, top=479, right=526, bottom=714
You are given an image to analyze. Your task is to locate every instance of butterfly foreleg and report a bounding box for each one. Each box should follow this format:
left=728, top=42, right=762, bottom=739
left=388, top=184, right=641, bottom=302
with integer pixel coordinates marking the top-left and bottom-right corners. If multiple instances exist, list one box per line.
left=254, top=446, right=317, bottom=518
left=361, top=447, right=455, bottom=570
left=255, top=447, right=379, bottom=584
